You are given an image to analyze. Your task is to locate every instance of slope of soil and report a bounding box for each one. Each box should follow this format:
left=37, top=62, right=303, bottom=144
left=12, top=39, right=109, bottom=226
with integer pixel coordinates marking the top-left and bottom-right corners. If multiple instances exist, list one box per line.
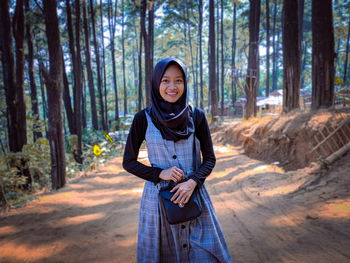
left=212, top=109, right=350, bottom=171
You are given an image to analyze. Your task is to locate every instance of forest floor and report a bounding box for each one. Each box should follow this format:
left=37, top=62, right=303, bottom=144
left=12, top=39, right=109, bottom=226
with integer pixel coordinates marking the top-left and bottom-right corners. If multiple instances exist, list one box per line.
left=0, top=110, right=350, bottom=263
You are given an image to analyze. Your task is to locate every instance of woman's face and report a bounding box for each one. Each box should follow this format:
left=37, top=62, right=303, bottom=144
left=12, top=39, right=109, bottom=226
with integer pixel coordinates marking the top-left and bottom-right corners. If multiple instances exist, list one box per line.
left=159, top=64, right=185, bottom=103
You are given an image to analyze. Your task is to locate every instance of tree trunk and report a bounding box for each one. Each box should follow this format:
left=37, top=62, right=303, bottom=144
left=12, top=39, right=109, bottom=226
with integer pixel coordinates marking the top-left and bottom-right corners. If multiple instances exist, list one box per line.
left=141, top=0, right=150, bottom=106
left=311, top=0, right=334, bottom=109
left=83, top=0, right=98, bottom=130
left=266, top=0, right=270, bottom=97
left=272, top=0, right=278, bottom=91
left=148, top=2, right=154, bottom=80
left=61, top=52, right=75, bottom=134
left=220, top=0, right=224, bottom=116
left=89, top=0, right=107, bottom=130
left=209, top=0, right=218, bottom=120
left=42, top=0, right=66, bottom=190
left=343, top=17, right=350, bottom=83
left=282, top=0, right=300, bottom=112
left=198, top=0, right=204, bottom=109
left=100, top=0, right=108, bottom=129
left=298, top=0, right=305, bottom=89
left=231, top=3, right=237, bottom=107
left=81, top=68, right=87, bottom=129
left=245, top=0, right=261, bottom=119
left=25, top=0, right=42, bottom=141
left=107, top=0, right=119, bottom=121
left=74, top=0, right=83, bottom=164
left=216, top=3, right=220, bottom=104
left=138, top=5, right=143, bottom=111
left=122, top=0, right=127, bottom=116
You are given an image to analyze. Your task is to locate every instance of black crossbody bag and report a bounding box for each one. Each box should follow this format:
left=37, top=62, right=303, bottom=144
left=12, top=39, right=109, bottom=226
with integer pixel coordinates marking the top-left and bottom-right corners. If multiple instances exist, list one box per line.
left=159, top=108, right=202, bottom=225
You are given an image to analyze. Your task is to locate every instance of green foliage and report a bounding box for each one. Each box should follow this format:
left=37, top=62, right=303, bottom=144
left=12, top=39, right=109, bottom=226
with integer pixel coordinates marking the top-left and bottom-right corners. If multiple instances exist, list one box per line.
left=0, top=138, right=51, bottom=210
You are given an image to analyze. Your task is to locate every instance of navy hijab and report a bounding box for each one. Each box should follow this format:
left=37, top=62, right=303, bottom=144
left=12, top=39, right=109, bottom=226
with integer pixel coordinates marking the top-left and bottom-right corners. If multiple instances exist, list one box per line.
left=149, top=58, right=194, bottom=142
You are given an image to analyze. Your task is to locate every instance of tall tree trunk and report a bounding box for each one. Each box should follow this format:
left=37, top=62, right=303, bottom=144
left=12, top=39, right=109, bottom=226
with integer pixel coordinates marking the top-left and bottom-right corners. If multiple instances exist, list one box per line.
left=141, top=0, right=150, bottom=106
left=122, top=0, right=127, bottom=116
left=100, top=0, right=108, bottom=129
left=266, top=0, right=270, bottom=97
left=74, top=0, right=83, bottom=164
left=298, top=0, right=305, bottom=89
left=209, top=0, right=218, bottom=120
left=148, top=2, right=154, bottom=80
left=198, top=0, right=204, bottom=109
left=344, top=17, right=350, bottom=83
left=245, top=0, right=261, bottom=119
left=231, top=3, right=237, bottom=107
left=283, top=0, right=300, bottom=112
left=25, top=0, right=42, bottom=141
left=186, top=0, right=197, bottom=107
left=272, top=0, right=278, bottom=91
left=311, top=0, right=335, bottom=109
left=220, top=0, right=224, bottom=116
left=107, top=0, right=119, bottom=120
left=81, top=67, right=87, bottom=129
left=83, top=0, right=98, bottom=130
left=138, top=6, right=143, bottom=111
left=61, top=52, right=75, bottom=134
left=89, top=0, right=106, bottom=130
left=42, top=0, right=66, bottom=190
left=216, top=3, right=220, bottom=104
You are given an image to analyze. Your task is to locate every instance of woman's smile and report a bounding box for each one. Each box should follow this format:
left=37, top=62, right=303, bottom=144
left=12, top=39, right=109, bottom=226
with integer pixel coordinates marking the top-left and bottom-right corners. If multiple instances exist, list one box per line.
left=159, top=64, right=185, bottom=103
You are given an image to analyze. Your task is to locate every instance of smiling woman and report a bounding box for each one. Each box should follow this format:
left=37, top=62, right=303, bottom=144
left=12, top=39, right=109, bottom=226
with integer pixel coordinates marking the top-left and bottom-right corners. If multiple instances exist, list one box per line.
left=159, top=64, right=185, bottom=103
left=122, top=58, right=232, bottom=263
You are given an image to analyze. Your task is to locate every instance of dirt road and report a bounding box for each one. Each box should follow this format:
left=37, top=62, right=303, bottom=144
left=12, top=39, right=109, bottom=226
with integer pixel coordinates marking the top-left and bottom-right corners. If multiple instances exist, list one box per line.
left=1, top=145, right=350, bottom=263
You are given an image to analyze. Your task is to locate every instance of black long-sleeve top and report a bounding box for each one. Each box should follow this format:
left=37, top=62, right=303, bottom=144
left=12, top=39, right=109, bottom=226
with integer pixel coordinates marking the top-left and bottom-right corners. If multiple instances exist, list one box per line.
left=122, top=108, right=216, bottom=186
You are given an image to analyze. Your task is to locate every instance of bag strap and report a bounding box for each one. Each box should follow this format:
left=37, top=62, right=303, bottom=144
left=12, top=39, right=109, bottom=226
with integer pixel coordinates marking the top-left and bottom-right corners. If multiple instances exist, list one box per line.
left=192, top=107, right=198, bottom=172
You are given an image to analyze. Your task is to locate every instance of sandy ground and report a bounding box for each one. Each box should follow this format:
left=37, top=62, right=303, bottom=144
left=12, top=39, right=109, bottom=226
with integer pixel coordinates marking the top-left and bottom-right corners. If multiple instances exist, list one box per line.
left=0, top=145, right=350, bottom=263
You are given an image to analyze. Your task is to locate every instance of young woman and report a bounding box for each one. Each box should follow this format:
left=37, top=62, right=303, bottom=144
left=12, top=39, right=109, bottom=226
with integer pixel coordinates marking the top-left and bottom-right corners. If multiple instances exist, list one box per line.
left=123, top=58, right=232, bottom=263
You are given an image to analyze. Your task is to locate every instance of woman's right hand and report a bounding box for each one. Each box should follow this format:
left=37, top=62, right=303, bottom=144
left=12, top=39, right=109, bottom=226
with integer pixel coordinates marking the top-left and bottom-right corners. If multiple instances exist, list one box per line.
left=159, top=166, right=185, bottom=183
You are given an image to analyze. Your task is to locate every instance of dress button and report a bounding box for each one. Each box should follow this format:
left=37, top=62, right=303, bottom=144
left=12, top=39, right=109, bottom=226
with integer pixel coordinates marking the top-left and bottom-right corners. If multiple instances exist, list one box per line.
left=172, top=155, right=177, bottom=159
left=181, top=225, right=186, bottom=229
left=183, top=244, right=187, bottom=248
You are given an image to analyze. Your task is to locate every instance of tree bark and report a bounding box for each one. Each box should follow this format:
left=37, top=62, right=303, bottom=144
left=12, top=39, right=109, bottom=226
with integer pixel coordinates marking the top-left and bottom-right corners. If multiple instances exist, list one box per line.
left=198, top=0, right=204, bottom=109
left=74, top=0, right=83, bottom=164
left=245, top=0, right=261, bottom=119
left=209, top=0, right=218, bottom=120
left=231, top=3, right=237, bottom=107
left=83, top=0, right=98, bottom=130
left=220, top=0, right=224, bottom=116
left=282, top=0, right=300, bottom=112
left=89, top=0, right=107, bottom=130
left=272, top=0, right=278, bottom=91
left=42, top=0, right=66, bottom=190
left=107, top=0, right=119, bottom=120
left=25, top=0, right=42, bottom=141
left=298, top=0, right=305, bottom=89
left=99, top=0, right=108, bottom=129
left=311, top=0, right=334, bottom=109
left=61, top=52, right=75, bottom=134
left=266, top=0, right=270, bottom=97
left=122, top=0, right=127, bottom=116
left=141, top=0, right=150, bottom=106
left=138, top=5, right=143, bottom=111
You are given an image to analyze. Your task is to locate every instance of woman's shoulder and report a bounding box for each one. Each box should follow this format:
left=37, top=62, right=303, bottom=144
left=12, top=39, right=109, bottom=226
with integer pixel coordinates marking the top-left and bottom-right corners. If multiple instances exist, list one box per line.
left=193, top=107, right=206, bottom=125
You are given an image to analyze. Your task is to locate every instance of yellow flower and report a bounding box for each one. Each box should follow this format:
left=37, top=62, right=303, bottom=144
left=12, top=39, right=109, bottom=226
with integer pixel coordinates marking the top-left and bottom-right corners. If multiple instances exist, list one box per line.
left=93, top=144, right=102, bottom=156
left=335, top=76, right=344, bottom=86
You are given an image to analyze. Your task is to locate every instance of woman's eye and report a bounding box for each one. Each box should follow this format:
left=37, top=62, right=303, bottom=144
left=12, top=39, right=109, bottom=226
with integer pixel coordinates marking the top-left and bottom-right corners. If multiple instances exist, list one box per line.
left=162, top=79, right=169, bottom=83
left=176, top=79, right=183, bottom=83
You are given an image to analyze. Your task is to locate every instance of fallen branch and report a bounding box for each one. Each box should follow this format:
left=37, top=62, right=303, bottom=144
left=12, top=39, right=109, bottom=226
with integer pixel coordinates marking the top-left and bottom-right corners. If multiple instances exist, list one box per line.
left=324, top=142, right=350, bottom=166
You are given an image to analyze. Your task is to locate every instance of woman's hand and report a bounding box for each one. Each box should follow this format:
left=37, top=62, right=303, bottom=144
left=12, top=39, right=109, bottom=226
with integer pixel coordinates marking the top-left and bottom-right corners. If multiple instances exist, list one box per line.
left=170, top=179, right=197, bottom=204
left=159, top=166, right=185, bottom=183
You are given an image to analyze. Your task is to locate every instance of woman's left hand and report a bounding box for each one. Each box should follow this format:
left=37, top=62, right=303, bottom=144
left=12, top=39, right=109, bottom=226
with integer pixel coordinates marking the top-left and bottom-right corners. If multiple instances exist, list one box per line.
left=170, top=179, right=197, bottom=204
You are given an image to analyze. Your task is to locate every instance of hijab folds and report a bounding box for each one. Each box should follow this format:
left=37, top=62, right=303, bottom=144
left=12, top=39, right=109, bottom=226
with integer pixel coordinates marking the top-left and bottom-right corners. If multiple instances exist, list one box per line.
left=149, top=57, right=194, bottom=142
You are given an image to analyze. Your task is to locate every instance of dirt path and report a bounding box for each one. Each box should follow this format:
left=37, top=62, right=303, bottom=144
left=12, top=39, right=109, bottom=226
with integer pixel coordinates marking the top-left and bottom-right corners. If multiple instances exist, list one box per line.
left=1, top=145, right=350, bottom=263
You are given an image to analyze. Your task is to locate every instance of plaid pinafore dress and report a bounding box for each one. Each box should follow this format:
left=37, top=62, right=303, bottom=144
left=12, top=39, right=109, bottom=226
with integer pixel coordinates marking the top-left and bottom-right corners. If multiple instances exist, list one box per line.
left=136, top=111, right=232, bottom=263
